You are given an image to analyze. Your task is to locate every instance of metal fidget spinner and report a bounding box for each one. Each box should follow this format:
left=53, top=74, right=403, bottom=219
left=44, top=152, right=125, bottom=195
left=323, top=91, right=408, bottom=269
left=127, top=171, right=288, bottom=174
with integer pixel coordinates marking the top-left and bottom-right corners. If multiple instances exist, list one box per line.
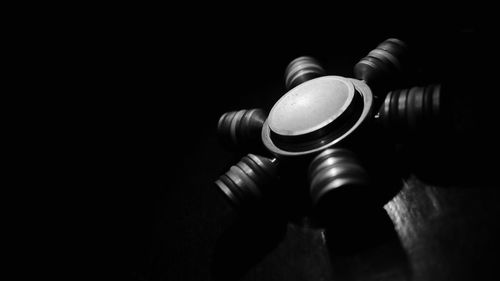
left=215, top=38, right=441, bottom=218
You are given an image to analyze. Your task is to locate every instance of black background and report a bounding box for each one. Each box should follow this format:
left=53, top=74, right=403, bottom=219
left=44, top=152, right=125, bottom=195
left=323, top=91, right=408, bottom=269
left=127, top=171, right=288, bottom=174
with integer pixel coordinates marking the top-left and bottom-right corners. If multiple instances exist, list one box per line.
left=80, top=10, right=500, bottom=281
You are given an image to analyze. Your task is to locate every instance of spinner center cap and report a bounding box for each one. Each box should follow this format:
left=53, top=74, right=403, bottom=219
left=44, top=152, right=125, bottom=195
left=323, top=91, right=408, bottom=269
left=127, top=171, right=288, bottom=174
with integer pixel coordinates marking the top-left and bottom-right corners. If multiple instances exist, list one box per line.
left=262, top=76, right=373, bottom=156
left=269, top=76, right=355, bottom=136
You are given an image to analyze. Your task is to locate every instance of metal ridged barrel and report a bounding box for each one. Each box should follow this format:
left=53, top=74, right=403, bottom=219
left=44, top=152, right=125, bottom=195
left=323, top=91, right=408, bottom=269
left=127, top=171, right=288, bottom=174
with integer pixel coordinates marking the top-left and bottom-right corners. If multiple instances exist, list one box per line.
left=308, top=148, right=371, bottom=206
left=284, top=56, right=325, bottom=90
left=377, top=84, right=441, bottom=137
left=217, top=109, right=267, bottom=149
left=354, top=38, right=408, bottom=87
left=215, top=154, right=278, bottom=209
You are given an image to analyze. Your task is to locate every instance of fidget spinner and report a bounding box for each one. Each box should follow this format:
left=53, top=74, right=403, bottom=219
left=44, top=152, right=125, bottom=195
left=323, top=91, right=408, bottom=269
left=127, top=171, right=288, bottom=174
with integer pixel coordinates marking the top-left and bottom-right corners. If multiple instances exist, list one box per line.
left=215, top=38, right=442, bottom=219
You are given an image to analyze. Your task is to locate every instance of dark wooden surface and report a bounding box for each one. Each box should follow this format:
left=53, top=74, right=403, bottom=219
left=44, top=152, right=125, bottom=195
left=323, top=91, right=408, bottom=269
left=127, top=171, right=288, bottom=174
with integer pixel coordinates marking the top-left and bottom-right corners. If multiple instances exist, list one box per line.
left=105, top=17, right=500, bottom=281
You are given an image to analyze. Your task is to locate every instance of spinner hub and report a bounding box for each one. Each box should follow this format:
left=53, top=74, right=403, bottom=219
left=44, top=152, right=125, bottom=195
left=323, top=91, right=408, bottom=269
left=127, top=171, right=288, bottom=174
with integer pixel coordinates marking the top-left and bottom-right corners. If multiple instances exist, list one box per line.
left=262, top=76, right=373, bottom=157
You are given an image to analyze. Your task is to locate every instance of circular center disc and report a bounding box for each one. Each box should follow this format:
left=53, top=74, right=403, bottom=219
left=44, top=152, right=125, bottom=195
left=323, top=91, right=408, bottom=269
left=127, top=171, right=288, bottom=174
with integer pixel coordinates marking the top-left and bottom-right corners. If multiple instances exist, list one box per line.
left=268, top=76, right=355, bottom=136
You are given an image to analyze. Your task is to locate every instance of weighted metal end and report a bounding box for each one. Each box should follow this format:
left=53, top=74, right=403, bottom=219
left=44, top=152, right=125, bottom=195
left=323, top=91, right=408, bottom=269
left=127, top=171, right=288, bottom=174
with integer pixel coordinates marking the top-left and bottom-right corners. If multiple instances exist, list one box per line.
left=354, top=38, right=408, bottom=87
left=285, top=56, right=325, bottom=90
left=308, top=148, right=370, bottom=206
left=214, top=154, right=278, bottom=209
left=217, top=109, right=267, bottom=149
left=377, top=84, right=441, bottom=138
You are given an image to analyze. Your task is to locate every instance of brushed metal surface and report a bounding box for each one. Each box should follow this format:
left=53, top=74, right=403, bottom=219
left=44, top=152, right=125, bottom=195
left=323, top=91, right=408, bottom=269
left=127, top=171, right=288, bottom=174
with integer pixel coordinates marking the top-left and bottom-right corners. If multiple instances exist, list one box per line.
left=308, top=148, right=371, bottom=206
left=378, top=84, right=441, bottom=138
left=269, top=76, right=355, bottom=137
left=262, top=78, right=373, bottom=157
left=215, top=154, right=278, bottom=209
left=354, top=38, right=408, bottom=87
left=284, top=56, right=325, bottom=90
left=217, top=109, right=267, bottom=149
